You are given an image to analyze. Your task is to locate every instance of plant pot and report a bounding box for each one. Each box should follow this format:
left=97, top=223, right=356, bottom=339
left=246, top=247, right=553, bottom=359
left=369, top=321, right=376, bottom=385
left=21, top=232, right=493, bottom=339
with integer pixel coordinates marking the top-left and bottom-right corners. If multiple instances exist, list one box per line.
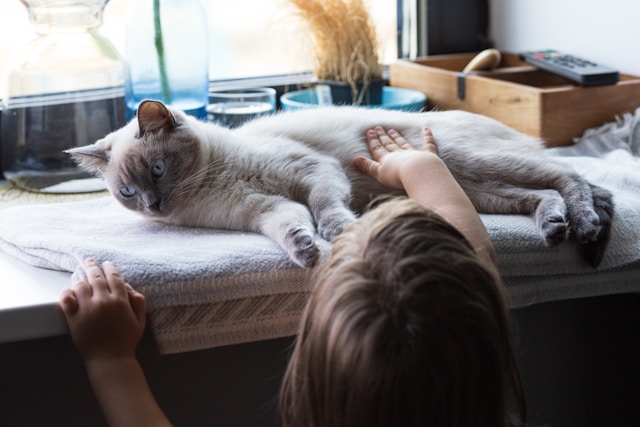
left=280, top=87, right=427, bottom=112
left=318, top=78, right=386, bottom=105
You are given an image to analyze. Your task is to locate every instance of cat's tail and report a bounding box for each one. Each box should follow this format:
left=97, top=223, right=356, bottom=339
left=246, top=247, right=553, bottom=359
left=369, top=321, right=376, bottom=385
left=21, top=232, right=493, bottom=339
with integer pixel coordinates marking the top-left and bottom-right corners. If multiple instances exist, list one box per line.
left=584, top=184, right=614, bottom=268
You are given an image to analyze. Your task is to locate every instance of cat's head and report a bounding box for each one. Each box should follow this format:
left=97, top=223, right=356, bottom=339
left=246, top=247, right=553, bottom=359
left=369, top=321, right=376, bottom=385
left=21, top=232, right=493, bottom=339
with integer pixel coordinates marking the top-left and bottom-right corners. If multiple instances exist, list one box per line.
left=67, top=100, right=204, bottom=218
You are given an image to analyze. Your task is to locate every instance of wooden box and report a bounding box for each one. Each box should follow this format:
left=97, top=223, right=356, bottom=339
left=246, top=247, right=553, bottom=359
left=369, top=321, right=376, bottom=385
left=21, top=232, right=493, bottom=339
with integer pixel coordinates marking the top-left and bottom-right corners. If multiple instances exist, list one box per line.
left=389, top=52, right=640, bottom=146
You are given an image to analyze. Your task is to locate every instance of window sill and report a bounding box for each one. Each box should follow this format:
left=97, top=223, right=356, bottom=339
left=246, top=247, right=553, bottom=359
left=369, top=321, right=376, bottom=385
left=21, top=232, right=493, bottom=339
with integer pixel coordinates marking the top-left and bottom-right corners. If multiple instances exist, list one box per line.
left=0, top=250, right=70, bottom=343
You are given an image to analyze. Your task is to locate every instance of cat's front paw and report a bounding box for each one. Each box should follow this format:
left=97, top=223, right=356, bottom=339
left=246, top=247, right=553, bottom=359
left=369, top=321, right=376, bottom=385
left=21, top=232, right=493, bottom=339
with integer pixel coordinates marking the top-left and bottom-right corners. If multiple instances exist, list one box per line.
left=316, top=208, right=356, bottom=241
left=541, top=213, right=569, bottom=247
left=535, top=195, right=569, bottom=247
left=286, top=225, right=320, bottom=268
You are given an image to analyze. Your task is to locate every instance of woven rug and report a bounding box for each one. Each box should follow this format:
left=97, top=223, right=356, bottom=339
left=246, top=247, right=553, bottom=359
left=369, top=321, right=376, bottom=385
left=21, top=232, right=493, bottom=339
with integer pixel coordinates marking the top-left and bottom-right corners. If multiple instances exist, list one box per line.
left=0, top=180, right=108, bottom=209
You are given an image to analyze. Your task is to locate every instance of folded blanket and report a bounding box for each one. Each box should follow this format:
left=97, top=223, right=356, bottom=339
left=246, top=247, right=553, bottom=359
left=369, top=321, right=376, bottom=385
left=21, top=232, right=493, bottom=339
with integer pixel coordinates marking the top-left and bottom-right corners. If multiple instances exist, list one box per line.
left=2, top=107, right=640, bottom=353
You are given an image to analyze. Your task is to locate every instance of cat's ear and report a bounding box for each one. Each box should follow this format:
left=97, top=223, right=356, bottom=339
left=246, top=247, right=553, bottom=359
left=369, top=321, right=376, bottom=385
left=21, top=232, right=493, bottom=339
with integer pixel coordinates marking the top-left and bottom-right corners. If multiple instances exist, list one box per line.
left=137, top=100, right=177, bottom=135
left=65, top=138, right=111, bottom=174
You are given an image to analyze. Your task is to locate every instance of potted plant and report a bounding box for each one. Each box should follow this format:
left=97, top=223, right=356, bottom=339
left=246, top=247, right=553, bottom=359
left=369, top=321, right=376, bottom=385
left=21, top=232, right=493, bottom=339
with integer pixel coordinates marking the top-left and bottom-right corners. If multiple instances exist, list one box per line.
left=288, top=0, right=385, bottom=105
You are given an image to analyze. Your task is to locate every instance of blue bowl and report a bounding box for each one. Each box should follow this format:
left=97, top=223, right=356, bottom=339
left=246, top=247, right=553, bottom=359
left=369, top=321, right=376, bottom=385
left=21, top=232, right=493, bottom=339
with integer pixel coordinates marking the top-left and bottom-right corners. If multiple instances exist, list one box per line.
left=280, top=86, right=427, bottom=112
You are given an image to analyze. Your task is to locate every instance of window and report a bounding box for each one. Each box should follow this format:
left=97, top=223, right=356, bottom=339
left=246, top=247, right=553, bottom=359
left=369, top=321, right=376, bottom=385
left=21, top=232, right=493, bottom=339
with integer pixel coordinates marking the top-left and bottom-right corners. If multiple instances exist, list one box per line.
left=0, top=0, right=400, bottom=98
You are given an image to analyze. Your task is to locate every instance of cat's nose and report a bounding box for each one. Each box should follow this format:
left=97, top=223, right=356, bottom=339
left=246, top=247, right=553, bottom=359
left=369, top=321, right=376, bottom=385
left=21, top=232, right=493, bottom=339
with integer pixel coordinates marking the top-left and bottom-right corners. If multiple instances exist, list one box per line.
left=148, top=200, right=161, bottom=212
left=143, top=191, right=161, bottom=212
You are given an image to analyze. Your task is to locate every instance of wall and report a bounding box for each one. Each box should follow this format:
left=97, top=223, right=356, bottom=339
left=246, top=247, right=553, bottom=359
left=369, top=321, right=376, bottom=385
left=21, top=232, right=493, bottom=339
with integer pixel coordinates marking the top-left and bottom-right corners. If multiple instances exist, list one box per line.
left=2, top=294, right=639, bottom=426
left=0, top=332, right=294, bottom=426
left=490, top=0, right=640, bottom=75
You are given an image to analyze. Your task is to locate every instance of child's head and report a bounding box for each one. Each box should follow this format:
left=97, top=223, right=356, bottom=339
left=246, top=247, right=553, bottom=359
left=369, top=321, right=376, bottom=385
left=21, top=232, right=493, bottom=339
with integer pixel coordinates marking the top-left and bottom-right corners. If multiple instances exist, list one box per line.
left=280, top=197, right=525, bottom=427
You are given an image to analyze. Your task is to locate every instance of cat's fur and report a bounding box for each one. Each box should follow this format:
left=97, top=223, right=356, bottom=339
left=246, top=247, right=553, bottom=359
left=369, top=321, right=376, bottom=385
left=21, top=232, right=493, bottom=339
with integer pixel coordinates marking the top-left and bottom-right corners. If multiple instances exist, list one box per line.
left=67, top=100, right=613, bottom=268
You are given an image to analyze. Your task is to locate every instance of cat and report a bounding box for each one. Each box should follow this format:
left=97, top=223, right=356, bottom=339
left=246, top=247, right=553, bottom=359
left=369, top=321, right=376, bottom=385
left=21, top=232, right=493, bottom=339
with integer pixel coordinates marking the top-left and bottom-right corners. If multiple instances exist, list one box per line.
left=67, top=99, right=613, bottom=268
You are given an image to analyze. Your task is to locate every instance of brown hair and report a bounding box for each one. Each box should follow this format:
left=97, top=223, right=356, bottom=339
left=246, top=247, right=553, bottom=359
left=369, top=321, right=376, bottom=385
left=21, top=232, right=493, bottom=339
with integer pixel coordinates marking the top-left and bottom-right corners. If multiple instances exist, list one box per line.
left=280, top=197, right=525, bottom=427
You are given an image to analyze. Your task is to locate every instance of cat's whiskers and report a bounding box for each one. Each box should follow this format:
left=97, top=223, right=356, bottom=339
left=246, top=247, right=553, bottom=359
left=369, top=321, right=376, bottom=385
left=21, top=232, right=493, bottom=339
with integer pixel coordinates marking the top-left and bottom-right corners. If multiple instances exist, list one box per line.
left=168, top=159, right=236, bottom=202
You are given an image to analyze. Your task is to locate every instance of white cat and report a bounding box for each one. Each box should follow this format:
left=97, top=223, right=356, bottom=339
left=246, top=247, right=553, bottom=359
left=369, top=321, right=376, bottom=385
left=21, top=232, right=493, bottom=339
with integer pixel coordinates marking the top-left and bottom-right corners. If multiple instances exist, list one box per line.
left=68, top=100, right=613, bottom=268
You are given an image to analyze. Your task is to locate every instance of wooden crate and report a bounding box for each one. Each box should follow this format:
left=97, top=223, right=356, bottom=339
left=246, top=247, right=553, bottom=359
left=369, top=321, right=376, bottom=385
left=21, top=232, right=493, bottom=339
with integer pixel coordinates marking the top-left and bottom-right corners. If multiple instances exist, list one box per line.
left=389, top=52, right=640, bottom=146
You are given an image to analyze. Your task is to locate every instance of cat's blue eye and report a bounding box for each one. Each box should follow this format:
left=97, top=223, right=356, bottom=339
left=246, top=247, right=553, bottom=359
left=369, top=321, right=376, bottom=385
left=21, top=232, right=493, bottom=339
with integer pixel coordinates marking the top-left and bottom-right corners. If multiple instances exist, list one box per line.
left=152, top=159, right=165, bottom=177
left=120, top=186, right=136, bottom=198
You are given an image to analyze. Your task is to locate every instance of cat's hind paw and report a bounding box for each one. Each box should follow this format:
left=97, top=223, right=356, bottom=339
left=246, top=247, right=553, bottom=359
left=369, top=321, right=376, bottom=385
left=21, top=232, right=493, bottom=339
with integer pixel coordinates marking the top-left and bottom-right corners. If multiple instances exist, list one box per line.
left=569, top=186, right=614, bottom=245
left=583, top=185, right=614, bottom=268
left=571, top=209, right=602, bottom=244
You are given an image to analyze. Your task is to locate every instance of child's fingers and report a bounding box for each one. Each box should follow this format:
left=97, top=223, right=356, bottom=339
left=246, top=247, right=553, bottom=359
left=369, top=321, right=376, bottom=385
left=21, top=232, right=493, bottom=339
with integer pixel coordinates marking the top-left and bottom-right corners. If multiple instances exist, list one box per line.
left=421, top=127, right=437, bottom=153
left=126, top=284, right=147, bottom=328
left=82, top=258, right=110, bottom=294
left=73, top=280, right=93, bottom=300
left=59, top=288, right=79, bottom=317
left=365, top=129, right=390, bottom=160
left=385, top=129, right=414, bottom=151
left=101, top=261, right=126, bottom=297
left=353, top=156, right=380, bottom=180
left=374, top=126, right=396, bottom=149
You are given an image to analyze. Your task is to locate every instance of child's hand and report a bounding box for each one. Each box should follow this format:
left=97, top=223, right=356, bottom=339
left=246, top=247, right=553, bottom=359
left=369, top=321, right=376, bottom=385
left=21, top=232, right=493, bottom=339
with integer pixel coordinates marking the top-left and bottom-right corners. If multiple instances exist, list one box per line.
left=59, top=258, right=146, bottom=363
left=353, top=126, right=440, bottom=189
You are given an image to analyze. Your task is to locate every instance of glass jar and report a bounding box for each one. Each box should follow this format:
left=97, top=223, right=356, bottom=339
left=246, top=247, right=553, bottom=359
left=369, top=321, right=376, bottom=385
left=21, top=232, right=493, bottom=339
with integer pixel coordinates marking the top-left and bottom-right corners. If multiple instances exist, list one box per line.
left=124, top=0, right=210, bottom=121
left=1, top=0, right=125, bottom=192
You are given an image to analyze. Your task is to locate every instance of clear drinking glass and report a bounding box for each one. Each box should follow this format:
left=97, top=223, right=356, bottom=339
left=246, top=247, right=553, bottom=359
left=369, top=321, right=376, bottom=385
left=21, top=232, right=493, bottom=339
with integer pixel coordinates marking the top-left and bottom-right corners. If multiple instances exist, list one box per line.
left=207, top=87, right=277, bottom=128
left=1, top=0, right=125, bottom=192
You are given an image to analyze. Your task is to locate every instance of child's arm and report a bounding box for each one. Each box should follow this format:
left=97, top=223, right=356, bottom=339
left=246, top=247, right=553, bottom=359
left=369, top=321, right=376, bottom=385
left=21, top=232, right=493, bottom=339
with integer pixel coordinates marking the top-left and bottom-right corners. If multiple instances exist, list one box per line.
left=83, top=357, right=172, bottom=427
left=354, top=126, right=498, bottom=270
left=59, top=259, right=173, bottom=427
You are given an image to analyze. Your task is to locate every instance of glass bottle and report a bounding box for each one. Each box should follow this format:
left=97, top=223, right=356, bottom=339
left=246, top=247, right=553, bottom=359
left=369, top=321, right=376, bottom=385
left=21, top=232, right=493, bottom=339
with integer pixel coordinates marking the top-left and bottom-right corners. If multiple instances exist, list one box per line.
left=1, top=0, right=125, bottom=192
left=124, top=0, right=210, bottom=121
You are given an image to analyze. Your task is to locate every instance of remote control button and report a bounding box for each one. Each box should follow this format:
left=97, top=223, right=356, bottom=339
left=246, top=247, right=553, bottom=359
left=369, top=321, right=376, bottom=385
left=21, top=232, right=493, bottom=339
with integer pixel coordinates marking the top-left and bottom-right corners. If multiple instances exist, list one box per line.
left=521, top=49, right=619, bottom=86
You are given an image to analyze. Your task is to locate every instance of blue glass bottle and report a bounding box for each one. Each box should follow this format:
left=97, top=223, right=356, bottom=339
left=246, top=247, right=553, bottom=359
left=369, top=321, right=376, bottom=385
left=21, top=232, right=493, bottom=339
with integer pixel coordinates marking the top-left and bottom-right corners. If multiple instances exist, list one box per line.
left=124, top=0, right=209, bottom=121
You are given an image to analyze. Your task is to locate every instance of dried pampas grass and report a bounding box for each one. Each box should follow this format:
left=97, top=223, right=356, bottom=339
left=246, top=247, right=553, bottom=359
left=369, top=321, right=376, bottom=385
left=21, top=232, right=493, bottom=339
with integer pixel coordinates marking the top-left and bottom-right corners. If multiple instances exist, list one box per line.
left=289, top=0, right=383, bottom=100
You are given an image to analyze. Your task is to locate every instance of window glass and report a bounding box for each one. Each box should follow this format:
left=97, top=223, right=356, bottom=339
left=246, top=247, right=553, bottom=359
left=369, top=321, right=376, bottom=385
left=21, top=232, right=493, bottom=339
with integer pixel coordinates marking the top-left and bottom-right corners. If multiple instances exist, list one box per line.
left=0, top=0, right=398, bottom=98
left=0, top=3, right=31, bottom=100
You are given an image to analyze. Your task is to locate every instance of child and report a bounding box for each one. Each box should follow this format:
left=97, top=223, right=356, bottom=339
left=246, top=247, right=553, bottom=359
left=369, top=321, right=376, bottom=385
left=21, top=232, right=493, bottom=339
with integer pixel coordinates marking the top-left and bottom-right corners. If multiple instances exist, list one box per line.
left=280, top=127, right=525, bottom=427
left=59, top=258, right=163, bottom=427
left=59, top=127, right=525, bottom=427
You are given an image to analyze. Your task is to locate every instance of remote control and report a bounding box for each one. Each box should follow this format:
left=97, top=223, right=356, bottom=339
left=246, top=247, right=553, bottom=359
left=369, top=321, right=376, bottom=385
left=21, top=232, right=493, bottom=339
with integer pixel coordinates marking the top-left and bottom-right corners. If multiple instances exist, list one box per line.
left=520, top=49, right=619, bottom=87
